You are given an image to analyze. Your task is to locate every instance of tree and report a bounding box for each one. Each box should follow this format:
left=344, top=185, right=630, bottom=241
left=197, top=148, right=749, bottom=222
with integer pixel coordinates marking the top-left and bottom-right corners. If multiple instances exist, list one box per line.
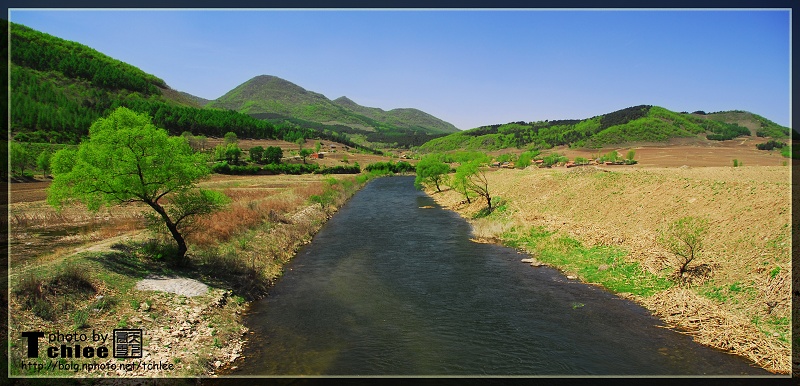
left=225, top=143, right=242, bottom=164
left=9, top=142, right=33, bottom=177
left=658, top=216, right=709, bottom=279
left=249, top=146, right=265, bottom=163
left=299, top=148, right=313, bottom=164
left=625, top=149, right=637, bottom=165
left=214, top=144, right=227, bottom=161
left=223, top=131, right=238, bottom=145
left=263, top=146, right=283, bottom=165
left=455, top=161, right=492, bottom=211
left=47, top=107, right=228, bottom=264
left=449, top=167, right=472, bottom=204
left=414, top=156, right=450, bottom=192
left=36, top=150, right=52, bottom=178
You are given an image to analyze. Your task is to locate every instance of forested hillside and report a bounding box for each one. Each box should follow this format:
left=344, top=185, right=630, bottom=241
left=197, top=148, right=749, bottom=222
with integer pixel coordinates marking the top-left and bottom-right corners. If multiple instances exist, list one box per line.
left=207, top=75, right=459, bottom=148
left=418, top=105, right=791, bottom=153
left=8, top=21, right=380, bottom=153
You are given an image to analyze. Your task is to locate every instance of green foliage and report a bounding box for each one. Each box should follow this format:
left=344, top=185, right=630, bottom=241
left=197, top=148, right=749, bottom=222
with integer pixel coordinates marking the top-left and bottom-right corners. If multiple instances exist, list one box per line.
left=315, top=165, right=361, bottom=175
left=418, top=105, right=790, bottom=153
left=35, top=149, right=52, bottom=178
left=503, top=226, right=672, bottom=297
left=47, top=107, right=218, bottom=262
left=414, top=155, right=450, bottom=191
left=249, top=146, right=265, bottom=163
left=226, top=143, right=242, bottom=164
left=299, top=148, right=313, bottom=164
left=455, top=161, right=492, bottom=211
left=10, top=22, right=165, bottom=95
left=705, top=122, right=750, bottom=140
left=658, top=216, right=709, bottom=278
left=308, top=177, right=343, bottom=211
left=364, top=161, right=415, bottom=174
left=264, top=146, right=283, bottom=164
left=9, top=141, right=34, bottom=177
left=540, top=152, right=569, bottom=167
left=733, top=159, right=739, bottom=167
left=516, top=150, right=539, bottom=168
left=779, top=145, right=799, bottom=159
left=756, top=140, right=786, bottom=151
left=223, top=131, right=238, bottom=144
left=211, top=162, right=320, bottom=175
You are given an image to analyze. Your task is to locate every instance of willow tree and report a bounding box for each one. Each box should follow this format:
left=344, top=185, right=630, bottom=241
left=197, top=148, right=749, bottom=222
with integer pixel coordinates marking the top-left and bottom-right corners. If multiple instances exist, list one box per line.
left=455, top=160, right=492, bottom=211
left=414, top=156, right=450, bottom=192
left=47, top=107, right=227, bottom=263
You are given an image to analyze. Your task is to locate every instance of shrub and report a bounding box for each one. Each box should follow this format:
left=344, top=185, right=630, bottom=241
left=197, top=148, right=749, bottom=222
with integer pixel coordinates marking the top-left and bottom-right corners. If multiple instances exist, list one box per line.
left=315, top=165, right=361, bottom=174
left=364, top=161, right=415, bottom=174
left=14, top=266, right=96, bottom=321
left=658, top=216, right=709, bottom=281
left=756, top=140, right=787, bottom=151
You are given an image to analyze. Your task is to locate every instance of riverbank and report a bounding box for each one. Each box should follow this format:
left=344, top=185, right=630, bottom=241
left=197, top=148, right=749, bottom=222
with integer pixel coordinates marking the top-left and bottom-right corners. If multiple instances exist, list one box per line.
left=424, top=165, right=791, bottom=374
left=7, top=172, right=382, bottom=379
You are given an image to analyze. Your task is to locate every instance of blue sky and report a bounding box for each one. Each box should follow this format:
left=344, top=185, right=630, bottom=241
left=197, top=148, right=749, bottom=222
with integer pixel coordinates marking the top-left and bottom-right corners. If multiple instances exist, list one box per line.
left=9, top=9, right=791, bottom=130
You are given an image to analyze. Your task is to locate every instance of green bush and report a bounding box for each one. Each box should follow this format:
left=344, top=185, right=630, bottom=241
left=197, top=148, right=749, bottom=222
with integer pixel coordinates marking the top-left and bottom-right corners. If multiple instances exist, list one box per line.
left=756, top=140, right=786, bottom=151
left=364, top=161, right=415, bottom=173
left=315, top=165, right=361, bottom=174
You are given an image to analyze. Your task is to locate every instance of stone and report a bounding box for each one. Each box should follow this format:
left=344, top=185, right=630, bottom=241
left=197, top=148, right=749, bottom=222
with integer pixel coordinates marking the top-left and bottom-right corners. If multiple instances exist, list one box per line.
left=566, top=275, right=578, bottom=280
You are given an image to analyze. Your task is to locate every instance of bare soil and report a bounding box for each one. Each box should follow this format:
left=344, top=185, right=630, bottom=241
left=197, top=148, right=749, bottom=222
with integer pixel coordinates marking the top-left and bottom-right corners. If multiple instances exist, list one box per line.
left=489, top=136, right=789, bottom=168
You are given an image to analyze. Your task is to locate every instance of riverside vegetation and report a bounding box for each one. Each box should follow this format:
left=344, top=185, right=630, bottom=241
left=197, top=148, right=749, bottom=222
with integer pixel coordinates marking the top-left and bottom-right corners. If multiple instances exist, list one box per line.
left=416, top=155, right=791, bottom=374
left=7, top=110, right=410, bottom=378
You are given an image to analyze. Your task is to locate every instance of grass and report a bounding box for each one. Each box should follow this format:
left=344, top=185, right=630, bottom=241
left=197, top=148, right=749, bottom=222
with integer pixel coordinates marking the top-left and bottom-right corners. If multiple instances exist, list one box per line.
left=502, top=225, right=673, bottom=297
left=9, top=171, right=385, bottom=378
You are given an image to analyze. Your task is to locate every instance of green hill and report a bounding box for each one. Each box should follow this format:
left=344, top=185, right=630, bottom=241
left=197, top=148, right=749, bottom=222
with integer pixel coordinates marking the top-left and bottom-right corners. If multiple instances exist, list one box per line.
left=698, top=110, right=790, bottom=139
left=418, top=105, right=791, bottom=153
left=7, top=21, right=379, bottom=153
left=205, top=75, right=459, bottom=147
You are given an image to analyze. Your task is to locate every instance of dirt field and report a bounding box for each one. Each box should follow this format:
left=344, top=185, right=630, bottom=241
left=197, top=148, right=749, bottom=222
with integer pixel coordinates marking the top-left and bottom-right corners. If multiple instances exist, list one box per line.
left=489, top=136, right=789, bottom=168
left=206, top=137, right=405, bottom=168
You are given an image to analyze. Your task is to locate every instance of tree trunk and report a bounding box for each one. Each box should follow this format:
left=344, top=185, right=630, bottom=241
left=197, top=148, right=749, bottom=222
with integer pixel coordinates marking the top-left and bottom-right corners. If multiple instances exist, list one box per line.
left=146, top=200, right=188, bottom=263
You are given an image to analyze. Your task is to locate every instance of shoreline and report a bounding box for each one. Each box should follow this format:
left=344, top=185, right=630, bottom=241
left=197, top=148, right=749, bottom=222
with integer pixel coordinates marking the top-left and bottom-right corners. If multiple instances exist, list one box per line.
left=422, top=166, right=790, bottom=374
left=7, top=173, right=382, bottom=379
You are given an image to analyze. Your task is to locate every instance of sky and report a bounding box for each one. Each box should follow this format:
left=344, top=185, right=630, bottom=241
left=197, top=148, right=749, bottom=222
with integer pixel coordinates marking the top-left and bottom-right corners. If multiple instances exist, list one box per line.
left=9, top=9, right=792, bottom=130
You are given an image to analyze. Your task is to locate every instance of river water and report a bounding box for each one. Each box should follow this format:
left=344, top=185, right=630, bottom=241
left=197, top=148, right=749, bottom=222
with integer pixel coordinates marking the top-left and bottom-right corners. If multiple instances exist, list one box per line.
left=231, top=176, right=770, bottom=376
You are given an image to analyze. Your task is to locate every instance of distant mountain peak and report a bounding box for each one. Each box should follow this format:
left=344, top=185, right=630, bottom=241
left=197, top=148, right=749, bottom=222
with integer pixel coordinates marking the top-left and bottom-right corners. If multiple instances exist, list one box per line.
left=333, top=96, right=356, bottom=105
left=207, top=77, right=460, bottom=142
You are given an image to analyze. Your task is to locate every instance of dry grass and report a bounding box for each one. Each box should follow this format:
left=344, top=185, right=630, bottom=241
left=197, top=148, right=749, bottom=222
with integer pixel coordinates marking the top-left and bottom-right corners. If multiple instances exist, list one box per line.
left=8, top=172, right=371, bottom=378
left=642, top=287, right=790, bottom=373
left=427, top=165, right=791, bottom=374
left=469, top=217, right=520, bottom=242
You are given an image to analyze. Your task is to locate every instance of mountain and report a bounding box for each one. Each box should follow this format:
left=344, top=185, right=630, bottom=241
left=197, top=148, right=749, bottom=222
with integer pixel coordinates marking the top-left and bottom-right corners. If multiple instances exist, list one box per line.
left=418, top=105, right=791, bottom=153
left=205, top=75, right=459, bottom=147
left=7, top=21, right=379, bottom=153
left=178, top=91, right=212, bottom=108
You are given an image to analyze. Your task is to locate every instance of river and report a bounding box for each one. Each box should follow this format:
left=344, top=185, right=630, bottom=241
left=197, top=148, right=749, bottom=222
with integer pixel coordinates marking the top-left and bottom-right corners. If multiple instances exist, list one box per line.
left=230, top=176, right=770, bottom=376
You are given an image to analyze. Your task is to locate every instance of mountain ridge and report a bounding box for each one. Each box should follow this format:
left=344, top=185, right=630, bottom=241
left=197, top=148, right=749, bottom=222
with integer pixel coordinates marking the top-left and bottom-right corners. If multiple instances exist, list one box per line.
left=205, top=75, right=460, bottom=145
left=418, top=105, right=791, bottom=153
